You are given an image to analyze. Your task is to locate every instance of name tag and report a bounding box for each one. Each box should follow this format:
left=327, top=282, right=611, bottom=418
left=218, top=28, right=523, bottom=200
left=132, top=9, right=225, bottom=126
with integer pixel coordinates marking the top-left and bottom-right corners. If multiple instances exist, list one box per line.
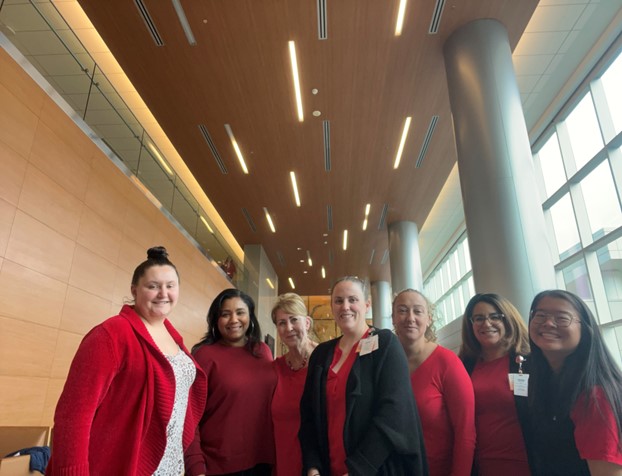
left=508, top=373, right=529, bottom=397
left=357, top=334, right=379, bottom=355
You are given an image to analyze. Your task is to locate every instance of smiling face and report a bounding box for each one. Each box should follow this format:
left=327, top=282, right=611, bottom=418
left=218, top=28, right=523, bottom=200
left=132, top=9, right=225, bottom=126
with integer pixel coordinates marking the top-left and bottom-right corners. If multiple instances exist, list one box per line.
left=530, top=296, right=582, bottom=369
left=392, top=291, right=431, bottom=345
left=131, top=265, right=179, bottom=321
left=471, top=301, right=507, bottom=352
left=331, top=279, right=370, bottom=336
left=217, top=297, right=250, bottom=346
left=274, top=308, right=310, bottom=350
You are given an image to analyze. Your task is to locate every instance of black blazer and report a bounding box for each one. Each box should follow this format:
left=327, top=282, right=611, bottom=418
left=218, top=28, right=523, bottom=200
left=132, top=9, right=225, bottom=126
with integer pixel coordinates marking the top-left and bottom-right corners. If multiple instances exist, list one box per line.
left=299, top=328, right=428, bottom=476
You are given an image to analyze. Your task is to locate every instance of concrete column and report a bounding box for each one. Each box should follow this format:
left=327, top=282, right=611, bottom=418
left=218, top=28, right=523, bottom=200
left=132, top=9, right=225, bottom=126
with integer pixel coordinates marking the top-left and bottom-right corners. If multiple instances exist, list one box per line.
left=443, top=19, right=556, bottom=317
left=371, top=280, right=392, bottom=329
left=388, top=221, right=424, bottom=293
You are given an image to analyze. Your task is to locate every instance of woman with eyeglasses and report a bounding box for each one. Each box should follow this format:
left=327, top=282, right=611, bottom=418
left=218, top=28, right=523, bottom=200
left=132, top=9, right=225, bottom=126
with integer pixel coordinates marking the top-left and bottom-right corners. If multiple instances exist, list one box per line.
left=185, top=289, right=277, bottom=476
left=459, top=293, right=531, bottom=476
left=526, top=290, right=622, bottom=476
left=392, top=289, right=475, bottom=476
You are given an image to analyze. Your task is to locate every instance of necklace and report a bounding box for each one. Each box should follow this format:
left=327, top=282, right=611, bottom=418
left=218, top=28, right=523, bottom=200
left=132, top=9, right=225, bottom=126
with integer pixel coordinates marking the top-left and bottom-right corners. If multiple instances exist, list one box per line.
left=286, top=352, right=309, bottom=371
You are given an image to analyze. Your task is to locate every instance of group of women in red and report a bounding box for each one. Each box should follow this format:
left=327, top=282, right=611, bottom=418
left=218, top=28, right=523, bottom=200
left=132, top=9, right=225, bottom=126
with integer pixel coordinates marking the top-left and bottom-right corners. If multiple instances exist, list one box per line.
left=46, top=248, right=622, bottom=475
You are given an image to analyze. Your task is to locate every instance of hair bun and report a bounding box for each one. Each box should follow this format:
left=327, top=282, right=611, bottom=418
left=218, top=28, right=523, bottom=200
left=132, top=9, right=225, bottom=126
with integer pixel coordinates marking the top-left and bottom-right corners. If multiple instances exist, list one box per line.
left=147, top=246, right=169, bottom=261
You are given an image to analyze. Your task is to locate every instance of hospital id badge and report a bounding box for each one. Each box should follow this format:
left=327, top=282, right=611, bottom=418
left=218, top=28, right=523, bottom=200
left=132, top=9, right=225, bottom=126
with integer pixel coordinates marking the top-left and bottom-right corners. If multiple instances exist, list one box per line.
left=508, top=373, right=529, bottom=397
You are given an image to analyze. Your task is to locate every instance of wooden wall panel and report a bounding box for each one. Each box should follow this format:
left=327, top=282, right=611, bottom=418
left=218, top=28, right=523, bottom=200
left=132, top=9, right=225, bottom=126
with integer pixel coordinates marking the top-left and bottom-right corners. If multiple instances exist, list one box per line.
left=0, top=49, right=231, bottom=425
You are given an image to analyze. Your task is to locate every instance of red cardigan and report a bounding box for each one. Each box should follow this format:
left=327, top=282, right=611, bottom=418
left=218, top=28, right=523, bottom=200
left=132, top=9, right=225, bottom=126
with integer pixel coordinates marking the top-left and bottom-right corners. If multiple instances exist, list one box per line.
left=47, top=305, right=207, bottom=476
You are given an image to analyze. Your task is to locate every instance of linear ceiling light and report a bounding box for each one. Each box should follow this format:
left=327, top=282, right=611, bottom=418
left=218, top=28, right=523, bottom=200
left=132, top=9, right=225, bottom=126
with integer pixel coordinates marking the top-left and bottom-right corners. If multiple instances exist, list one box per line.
left=200, top=215, right=214, bottom=233
left=362, top=203, right=371, bottom=230
left=289, top=277, right=296, bottom=289
left=395, top=0, right=408, bottom=36
left=290, top=171, right=301, bottom=206
left=171, top=0, right=196, bottom=45
left=288, top=41, right=304, bottom=122
left=147, top=142, right=173, bottom=175
left=343, top=229, right=348, bottom=251
left=266, top=278, right=275, bottom=289
left=393, top=116, right=412, bottom=169
left=321, top=266, right=326, bottom=279
left=263, top=207, right=276, bottom=233
left=307, top=250, right=313, bottom=267
left=224, top=124, right=249, bottom=174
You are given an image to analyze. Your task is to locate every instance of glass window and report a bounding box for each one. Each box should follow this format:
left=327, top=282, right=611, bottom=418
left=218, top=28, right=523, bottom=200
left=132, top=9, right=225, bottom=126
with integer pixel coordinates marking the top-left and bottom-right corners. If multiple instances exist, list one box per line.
left=580, top=161, right=622, bottom=238
left=549, top=194, right=581, bottom=258
left=597, top=235, right=622, bottom=320
left=560, top=257, right=593, bottom=301
left=565, top=93, right=604, bottom=171
left=537, top=133, right=567, bottom=198
left=601, top=52, right=622, bottom=135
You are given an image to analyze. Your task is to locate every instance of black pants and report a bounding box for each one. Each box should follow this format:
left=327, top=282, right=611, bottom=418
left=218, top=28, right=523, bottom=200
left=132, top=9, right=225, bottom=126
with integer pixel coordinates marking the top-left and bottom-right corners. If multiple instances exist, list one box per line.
left=220, top=463, right=272, bottom=476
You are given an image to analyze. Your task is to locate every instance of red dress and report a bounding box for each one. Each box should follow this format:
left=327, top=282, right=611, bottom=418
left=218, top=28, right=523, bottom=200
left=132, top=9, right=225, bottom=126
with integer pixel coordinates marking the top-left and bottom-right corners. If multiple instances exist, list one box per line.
left=471, top=355, right=530, bottom=475
left=271, top=356, right=308, bottom=476
left=410, top=345, right=475, bottom=476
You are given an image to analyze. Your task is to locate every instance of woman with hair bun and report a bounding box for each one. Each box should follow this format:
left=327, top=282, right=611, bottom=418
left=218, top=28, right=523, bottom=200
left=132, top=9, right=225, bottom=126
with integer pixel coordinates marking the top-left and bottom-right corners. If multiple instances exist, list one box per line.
left=48, top=246, right=207, bottom=475
left=270, top=293, right=318, bottom=476
left=185, top=288, right=277, bottom=476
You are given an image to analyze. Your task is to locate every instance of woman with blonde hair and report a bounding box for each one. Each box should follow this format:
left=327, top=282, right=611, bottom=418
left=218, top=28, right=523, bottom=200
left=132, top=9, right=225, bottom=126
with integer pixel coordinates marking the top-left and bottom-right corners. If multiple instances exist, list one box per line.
left=393, top=289, right=475, bottom=476
left=271, top=293, right=318, bottom=476
left=459, top=293, right=531, bottom=475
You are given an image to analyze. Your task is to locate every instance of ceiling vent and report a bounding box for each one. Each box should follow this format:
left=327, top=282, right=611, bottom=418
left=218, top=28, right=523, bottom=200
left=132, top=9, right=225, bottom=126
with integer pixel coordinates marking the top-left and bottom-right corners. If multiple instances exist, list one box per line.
left=134, top=0, right=164, bottom=46
left=381, top=249, right=390, bottom=264
left=327, top=204, right=333, bottom=230
left=416, top=115, right=438, bottom=168
left=378, top=203, right=389, bottom=230
left=277, top=251, right=286, bottom=266
left=317, top=0, right=328, bottom=39
left=428, top=0, right=445, bottom=34
left=241, top=207, right=257, bottom=232
left=198, top=124, right=228, bottom=174
left=369, top=249, right=375, bottom=265
left=323, top=120, right=331, bottom=171
left=329, top=249, right=334, bottom=265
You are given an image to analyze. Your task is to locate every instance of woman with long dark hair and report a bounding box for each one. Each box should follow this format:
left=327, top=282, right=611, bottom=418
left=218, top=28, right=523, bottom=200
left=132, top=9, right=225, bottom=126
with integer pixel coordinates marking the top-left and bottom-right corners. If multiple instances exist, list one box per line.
left=459, top=293, right=531, bottom=475
left=527, top=289, right=622, bottom=475
left=185, top=288, right=277, bottom=476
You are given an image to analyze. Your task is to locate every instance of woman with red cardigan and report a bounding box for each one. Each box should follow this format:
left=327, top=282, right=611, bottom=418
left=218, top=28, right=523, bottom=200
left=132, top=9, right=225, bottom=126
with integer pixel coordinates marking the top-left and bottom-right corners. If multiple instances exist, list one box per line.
left=48, top=246, right=207, bottom=475
left=392, top=289, right=475, bottom=476
left=270, top=293, right=318, bottom=476
left=185, top=288, right=277, bottom=476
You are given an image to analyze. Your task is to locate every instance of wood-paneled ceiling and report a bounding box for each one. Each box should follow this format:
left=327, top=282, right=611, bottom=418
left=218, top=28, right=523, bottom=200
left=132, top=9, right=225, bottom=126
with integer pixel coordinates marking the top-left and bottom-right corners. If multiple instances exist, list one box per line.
left=75, top=0, right=538, bottom=295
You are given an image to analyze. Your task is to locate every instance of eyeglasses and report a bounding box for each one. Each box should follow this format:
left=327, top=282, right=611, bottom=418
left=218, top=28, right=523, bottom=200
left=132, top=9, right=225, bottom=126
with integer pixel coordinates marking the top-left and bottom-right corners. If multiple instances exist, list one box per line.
left=470, top=313, right=504, bottom=325
left=530, top=310, right=580, bottom=328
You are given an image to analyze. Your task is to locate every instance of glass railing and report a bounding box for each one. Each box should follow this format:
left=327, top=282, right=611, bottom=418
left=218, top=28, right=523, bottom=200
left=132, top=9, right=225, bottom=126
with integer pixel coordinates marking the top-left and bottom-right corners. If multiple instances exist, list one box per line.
left=0, top=0, right=245, bottom=287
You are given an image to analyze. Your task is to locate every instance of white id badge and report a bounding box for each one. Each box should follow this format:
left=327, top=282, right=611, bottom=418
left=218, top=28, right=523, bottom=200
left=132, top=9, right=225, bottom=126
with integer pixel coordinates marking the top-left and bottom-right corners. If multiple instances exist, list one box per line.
left=509, top=373, right=529, bottom=397
left=359, top=335, right=378, bottom=355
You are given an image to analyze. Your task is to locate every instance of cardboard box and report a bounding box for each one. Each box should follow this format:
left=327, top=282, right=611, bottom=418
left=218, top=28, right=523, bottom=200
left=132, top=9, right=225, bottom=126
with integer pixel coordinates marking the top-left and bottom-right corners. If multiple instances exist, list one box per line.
left=0, top=427, right=50, bottom=476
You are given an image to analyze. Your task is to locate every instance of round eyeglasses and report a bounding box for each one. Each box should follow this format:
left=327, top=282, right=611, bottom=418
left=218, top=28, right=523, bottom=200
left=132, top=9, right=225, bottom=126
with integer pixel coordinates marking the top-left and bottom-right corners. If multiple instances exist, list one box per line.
left=530, top=310, right=580, bottom=328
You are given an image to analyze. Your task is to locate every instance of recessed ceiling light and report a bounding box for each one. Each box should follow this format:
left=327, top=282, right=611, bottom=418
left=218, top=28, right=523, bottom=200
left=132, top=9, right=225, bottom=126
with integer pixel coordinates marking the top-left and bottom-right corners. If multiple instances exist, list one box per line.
left=290, top=171, right=301, bottom=206
left=266, top=278, right=275, bottom=289
left=313, top=110, right=321, bottom=117
left=312, top=88, right=319, bottom=95
left=395, top=0, right=408, bottom=36
left=393, top=116, right=412, bottom=169
left=289, top=277, right=296, bottom=289
left=362, top=203, right=371, bottom=230
left=288, top=41, right=304, bottom=121
left=224, top=124, right=249, bottom=174
left=343, top=229, right=348, bottom=250
left=263, top=207, right=276, bottom=233
left=200, top=215, right=214, bottom=234
left=321, top=266, right=326, bottom=278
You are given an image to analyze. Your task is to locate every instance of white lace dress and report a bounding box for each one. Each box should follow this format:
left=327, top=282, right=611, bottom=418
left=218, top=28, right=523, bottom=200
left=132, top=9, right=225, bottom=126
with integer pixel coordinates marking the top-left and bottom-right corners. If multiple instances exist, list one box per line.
left=153, top=349, right=196, bottom=476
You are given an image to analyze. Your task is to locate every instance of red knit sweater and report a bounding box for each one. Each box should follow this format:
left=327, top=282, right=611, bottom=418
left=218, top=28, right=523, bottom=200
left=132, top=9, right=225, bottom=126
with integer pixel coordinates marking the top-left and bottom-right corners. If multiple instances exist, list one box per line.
left=47, top=305, right=207, bottom=476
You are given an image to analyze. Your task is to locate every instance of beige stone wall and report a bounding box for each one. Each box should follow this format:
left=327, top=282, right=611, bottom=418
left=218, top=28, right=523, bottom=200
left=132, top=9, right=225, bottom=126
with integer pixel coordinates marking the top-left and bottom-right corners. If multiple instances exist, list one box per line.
left=0, top=48, right=231, bottom=426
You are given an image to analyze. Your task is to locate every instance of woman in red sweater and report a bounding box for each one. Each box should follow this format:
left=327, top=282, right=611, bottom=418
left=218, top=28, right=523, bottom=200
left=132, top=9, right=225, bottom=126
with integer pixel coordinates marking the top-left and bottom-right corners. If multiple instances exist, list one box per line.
left=48, top=246, right=207, bottom=475
left=185, top=288, right=277, bottom=476
left=459, top=293, right=531, bottom=476
left=392, top=289, right=475, bottom=476
left=270, top=293, right=318, bottom=476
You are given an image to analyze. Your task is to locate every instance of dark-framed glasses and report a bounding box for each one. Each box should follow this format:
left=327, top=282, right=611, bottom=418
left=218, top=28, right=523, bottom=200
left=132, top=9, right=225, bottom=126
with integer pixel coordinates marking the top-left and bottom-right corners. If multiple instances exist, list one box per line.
left=530, top=310, right=580, bottom=328
left=470, top=313, right=504, bottom=325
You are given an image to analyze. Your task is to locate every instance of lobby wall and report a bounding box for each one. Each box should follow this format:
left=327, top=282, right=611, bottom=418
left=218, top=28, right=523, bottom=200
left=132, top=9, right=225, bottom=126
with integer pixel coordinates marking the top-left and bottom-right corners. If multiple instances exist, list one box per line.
left=0, top=48, right=231, bottom=426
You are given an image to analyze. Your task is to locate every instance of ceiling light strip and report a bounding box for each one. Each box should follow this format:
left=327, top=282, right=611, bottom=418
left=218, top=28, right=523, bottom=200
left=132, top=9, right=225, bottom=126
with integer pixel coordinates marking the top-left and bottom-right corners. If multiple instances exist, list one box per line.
left=395, top=0, right=408, bottom=36
left=323, top=120, right=331, bottom=171
left=342, top=229, right=348, bottom=250
left=416, top=115, right=439, bottom=168
left=266, top=278, right=275, bottom=289
left=198, top=124, right=228, bottom=174
left=326, top=205, right=333, bottom=231
left=134, top=0, right=164, bottom=46
left=224, top=124, right=249, bottom=174
left=241, top=207, right=257, bottom=232
left=369, top=249, right=376, bottom=265
left=288, top=277, right=296, bottom=289
left=321, top=266, right=326, bottom=278
left=307, top=250, right=313, bottom=266
left=362, top=203, right=370, bottom=230
left=290, top=171, right=301, bottom=206
left=428, top=0, right=446, bottom=34
left=378, top=203, right=389, bottom=230
left=263, top=207, right=276, bottom=233
left=147, top=142, right=173, bottom=175
left=200, top=215, right=214, bottom=233
left=288, top=41, right=304, bottom=122
left=317, top=0, right=328, bottom=39
left=393, top=116, right=412, bottom=169
left=381, top=249, right=390, bottom=265
left=171, top=0, right=196, bottom=45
